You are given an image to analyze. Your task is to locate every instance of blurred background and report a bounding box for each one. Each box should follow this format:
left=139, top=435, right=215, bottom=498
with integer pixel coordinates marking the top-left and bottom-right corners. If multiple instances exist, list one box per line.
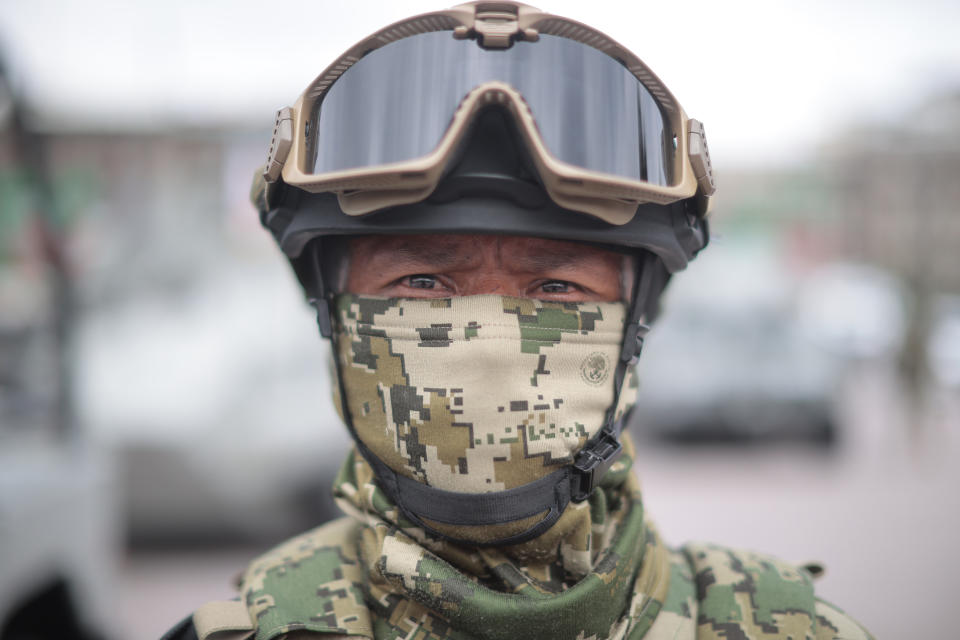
left=0, top=0, right=958, bottom=638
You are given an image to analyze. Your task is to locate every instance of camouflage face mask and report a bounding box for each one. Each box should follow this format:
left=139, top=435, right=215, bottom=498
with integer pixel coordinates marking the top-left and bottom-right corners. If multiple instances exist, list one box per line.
left=331, top=294, right=636, bottom=497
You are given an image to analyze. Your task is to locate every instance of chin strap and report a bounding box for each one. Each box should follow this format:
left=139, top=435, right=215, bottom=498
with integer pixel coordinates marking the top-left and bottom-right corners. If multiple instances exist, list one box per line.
left=311, top=245, right=658, bottom=547
left=352, top=426, right=583, bottom=545
left=570, top=251, right=657, bottom=501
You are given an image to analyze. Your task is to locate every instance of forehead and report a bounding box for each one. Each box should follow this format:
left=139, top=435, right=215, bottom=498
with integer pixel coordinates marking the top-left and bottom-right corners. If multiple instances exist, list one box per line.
left=348, top=234, right=622, bottom=267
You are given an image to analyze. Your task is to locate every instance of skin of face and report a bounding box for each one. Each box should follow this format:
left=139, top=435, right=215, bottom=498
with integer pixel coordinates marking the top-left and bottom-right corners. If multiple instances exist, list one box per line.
left=346, top=234, right=625, bottom=302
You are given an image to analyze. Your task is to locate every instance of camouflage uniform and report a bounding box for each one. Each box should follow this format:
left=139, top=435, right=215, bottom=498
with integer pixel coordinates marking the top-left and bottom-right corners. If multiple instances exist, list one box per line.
left=156, top=5, right=871, bottom=638
left=166, top=296, right=873, bottom=640
left=171, top=444, right=872, bottom=640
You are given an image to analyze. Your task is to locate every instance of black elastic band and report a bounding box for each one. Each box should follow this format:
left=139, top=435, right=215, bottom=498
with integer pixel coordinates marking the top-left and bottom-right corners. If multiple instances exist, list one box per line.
left=354, top=436, right=573, bottom=545
left=390, top=463, right=571, bottom=526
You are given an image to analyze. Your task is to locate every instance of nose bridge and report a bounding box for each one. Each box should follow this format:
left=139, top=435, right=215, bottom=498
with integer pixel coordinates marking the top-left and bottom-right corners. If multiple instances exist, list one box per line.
left=463, top=269, right=522, bottom=296
left=465, top=276, right=512, bottom=296
left=451, top=236, right=522, bottom=296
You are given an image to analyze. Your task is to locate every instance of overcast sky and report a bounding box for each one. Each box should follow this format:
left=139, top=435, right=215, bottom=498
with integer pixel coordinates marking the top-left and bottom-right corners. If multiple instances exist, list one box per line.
left=2, top=0, right=958, bottom=168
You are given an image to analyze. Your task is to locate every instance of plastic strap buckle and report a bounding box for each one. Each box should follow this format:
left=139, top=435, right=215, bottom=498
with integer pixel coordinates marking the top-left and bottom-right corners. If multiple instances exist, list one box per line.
left=571, top=428, right=623, bottom=502
left=619, top=321, right=650, bottom=365
left=453, top=5, right=539, bottom=49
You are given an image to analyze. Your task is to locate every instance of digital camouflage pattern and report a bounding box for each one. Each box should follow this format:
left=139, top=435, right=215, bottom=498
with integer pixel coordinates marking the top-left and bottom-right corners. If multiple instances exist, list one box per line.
left=678, top=544, right=874, bottom=639
left=331, top=294, right=637, bottom=495
left=241, top=440, right=673, bottom=640
left=231, top=442, right=873, bottom=640
left=334, top=435, right=643, bottom=581
left=196, top=299, right=875, bottom=640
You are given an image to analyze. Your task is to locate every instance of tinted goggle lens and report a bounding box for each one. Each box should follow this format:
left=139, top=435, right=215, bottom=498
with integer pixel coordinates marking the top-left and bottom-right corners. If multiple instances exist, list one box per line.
left=309, top=32, right=675, bottom=186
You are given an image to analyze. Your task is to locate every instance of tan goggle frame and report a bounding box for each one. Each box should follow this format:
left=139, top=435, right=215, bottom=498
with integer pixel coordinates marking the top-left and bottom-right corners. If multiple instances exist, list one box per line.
left=264, top=1, right=715, bottom=224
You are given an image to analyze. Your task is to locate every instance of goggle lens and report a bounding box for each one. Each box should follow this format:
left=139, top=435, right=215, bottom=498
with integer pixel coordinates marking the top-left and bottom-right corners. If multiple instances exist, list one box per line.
left=310, top=32, right=675, bottom=186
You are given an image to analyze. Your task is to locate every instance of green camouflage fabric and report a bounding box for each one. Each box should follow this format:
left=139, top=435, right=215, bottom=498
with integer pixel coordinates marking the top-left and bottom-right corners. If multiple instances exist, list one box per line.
left=639, top=547, right=874, bottom=640
left=331, top=294, right=637, bottom=500
left=234, top=442, right=873, bottom=640
left=242, top=438, right=674, bottom=640
left=334, top=435, right=644, bottom=583
left=673, top=544, right=875, bottom=639
left=224, top=293, right=873, bottom=640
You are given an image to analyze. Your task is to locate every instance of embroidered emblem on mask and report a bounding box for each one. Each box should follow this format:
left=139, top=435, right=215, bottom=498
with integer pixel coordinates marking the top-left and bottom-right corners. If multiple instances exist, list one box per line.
left=580, top=352, right=611, bottom=386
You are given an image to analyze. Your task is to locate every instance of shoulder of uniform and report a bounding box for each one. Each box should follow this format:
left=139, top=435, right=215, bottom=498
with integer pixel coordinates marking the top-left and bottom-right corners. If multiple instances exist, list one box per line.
left=239, top=516, right=373, bottom=639
left=168, top=598, right=362, bottom=640
left=240, top=516, right=363, bottom=596
left=160, top=518, right=367, bottom=640
left=159, top=613, right=198, bottom=640
left=681, top=541, right=819, bottom=600
left=677, top=542, right=874, bottom=639
left=245, top=516, right=362, bottom=569
left=814, top=599, right=875, bottom=640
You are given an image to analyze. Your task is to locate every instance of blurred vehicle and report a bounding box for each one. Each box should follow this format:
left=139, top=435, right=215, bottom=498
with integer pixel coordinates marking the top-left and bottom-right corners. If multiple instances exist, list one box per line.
left=634, top=237, right=842, bottom=444
left=0, top=248, right=115, bottom=640
left=796, top=262, right=906, bottom=361
left=0, top=435, right=117, bottom=640
left=1, top=57, right=116, bottom=640
left=928, top=295, right=960, bottom=389
left=76, top=260, right=350, bottom=545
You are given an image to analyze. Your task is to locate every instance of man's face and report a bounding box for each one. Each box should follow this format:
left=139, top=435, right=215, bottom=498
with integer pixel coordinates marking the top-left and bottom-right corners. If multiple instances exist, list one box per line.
left=346, top=234, right=624, bottom=302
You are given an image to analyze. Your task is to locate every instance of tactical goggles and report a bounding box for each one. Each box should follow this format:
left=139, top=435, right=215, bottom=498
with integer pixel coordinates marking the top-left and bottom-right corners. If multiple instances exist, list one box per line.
left=263, top=2, right=715, bottom=224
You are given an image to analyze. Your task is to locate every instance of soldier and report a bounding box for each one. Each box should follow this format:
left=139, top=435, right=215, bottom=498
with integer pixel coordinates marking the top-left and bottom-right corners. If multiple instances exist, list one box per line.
left=163, top=3, right=872, bottom=639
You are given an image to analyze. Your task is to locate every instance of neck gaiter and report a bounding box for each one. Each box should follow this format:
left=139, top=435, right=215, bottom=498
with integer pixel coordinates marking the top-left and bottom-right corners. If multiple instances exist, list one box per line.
left=323, top=441, right=672, bottom=640
left=330, top=293, right=637, bottom=500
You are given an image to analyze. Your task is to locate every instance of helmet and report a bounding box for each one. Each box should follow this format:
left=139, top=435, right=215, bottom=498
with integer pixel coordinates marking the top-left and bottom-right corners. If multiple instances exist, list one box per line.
left=252, top=1, right=713, bottom=545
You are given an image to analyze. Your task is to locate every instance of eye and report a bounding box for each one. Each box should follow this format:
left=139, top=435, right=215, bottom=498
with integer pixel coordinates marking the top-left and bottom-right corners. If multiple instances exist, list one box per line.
left=540, top=281, right=571, bottom=294
left=407, top=274, right=437, bottom=289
